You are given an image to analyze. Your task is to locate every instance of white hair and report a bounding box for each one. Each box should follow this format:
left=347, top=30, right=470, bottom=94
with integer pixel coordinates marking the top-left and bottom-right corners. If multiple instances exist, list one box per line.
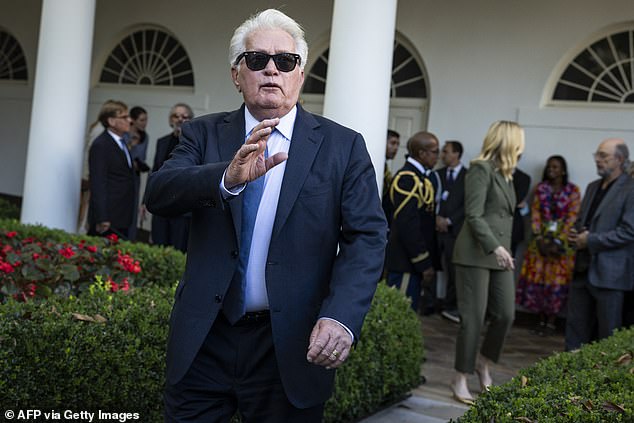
left=229, top=9, right=308, bottom=70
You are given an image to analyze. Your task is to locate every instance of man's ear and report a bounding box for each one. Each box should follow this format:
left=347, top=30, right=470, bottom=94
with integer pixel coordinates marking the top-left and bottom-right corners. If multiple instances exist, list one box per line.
left=231, top=67, right=241, bottom=92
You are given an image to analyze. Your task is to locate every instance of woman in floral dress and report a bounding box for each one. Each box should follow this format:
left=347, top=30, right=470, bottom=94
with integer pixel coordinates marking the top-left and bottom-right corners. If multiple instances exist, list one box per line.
left=516, top=155, right=581, bottom=335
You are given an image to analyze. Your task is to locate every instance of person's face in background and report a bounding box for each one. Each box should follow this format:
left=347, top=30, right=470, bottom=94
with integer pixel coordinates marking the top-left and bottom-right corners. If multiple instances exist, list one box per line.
left=386, top=135, right=400, bottom=160
left=545, top=158, right=564, bottom=183
left=441, top=143, right=459, bottom=168
left=421, top=139, right=440, bottom=169
left=108, top=109, right=131, bottom=137
left=169, top=106, right=192, bottom=136
left=132, top=112, right=148, bottom=132
left=594, top=140, right=623, bottom=179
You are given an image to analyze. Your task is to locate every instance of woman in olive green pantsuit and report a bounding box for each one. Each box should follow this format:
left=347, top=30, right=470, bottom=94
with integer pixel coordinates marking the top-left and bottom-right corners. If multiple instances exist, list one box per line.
left=450, top=121, right=525, bottom=404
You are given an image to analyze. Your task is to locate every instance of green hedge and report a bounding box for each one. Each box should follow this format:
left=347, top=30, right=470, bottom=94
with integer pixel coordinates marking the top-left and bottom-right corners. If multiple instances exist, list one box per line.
left=0, top=280, right=423, bottom=422
left=456, top=327, right=634, bottom=422
left=0, top=218, right=185, bottom=289
left=0, top=198, right=20, bottom=220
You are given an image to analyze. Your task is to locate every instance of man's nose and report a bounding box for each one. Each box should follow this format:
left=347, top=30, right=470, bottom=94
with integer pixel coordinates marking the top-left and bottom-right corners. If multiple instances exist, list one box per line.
left=263, top=57, right=279, bottom=74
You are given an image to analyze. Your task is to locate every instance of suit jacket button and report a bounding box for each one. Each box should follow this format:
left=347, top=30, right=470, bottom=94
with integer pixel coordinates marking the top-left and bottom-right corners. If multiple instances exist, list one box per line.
left=231, top=250, right=239, bottom=258
left=215, top=294, right=222, bottom=303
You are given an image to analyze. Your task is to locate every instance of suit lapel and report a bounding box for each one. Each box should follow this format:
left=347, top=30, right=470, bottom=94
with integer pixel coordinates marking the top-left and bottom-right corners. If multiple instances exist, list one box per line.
left=494, top=168, right=515, bottom=212
left=271, top=106, right=322, bottom=239
left=218, top=106, right=247, bottom=244
left=578, top=180, right=598, bottom=227
left=591, top=174, right=626, bottom=224
left=105, top=132, right=132, bottom=172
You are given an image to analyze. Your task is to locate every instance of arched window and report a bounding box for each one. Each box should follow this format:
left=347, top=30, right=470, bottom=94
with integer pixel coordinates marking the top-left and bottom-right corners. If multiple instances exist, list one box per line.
left=303, top=39, right=427, bottom=98
left=553, top=27, right=634, bottom=104
left=0, top=30, right=28, bottom=81
left=100, top=28, right=194, bottom=87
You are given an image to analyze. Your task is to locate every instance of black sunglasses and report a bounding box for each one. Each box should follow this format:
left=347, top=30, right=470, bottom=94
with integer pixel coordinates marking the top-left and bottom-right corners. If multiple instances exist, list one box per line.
left=234, top=51, right=301, bottom=72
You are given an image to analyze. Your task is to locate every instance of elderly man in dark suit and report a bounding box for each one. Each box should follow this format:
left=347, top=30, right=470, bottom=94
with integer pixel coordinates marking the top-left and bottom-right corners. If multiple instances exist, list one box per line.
left=87, top=100, right=135, bottom=238
left=149, top=103, right=194, bottom=252
left=145, top=9, right=386, bottom=422
left=436, top=140, right=467, bottom=323
left=566, top=138, right=634, bottom=351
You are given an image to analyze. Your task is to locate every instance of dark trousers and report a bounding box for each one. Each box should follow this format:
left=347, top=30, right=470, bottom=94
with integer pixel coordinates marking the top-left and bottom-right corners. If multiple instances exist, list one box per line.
left=565, top=274, right=624, bottom=351
left=152, top=215, right=190, bottom=253
left=387, top=272, right=422, bottom=312
left=164, top=313, right=324, bottom=423
left=438, top=232, right=457, bottom=310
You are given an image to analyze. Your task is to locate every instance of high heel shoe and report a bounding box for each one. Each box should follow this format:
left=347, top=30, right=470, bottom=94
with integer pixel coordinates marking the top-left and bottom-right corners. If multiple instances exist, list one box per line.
left=474, top=369, right=492, bottom=393
left=450, top=384, right=475, bottom=406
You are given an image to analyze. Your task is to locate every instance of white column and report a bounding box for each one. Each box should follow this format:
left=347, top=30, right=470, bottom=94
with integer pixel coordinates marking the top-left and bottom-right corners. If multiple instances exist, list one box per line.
left=323, top=0, right=397, bottom=193
left=21, top=0, right=96, bottom=232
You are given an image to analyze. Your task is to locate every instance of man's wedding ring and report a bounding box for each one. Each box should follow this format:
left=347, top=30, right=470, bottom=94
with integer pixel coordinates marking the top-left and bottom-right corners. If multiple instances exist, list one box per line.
left=331, top=349, right=340, bottom=359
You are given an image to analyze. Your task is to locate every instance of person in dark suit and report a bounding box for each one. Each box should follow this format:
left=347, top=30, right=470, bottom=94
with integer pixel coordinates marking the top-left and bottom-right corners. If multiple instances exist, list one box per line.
left=511, top=166, right=531, bottom=256
left=566, top=139, right=634, bottom=351
left=450, top=121, right=524, bottom=404
left=385, top=131, right=440, bottom=314
left=436, top=140, right=467, bottom=323
left=144, top=9, right=386, bottom=422
left=382, top=129, right=400, bottom=226
left=149, top=103, right=194, bottom=252
left=87, top=100, right=135, bottom=238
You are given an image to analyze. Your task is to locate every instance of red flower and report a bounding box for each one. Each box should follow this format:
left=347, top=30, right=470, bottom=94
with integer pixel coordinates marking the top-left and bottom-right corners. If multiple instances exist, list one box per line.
left=106, top=233, right=119, bottom=243
left=2, top=244, right=13, bottom=254
left=58, top=247, right=75, bottom=258
left=23, top=237, right=34, bottom=243
left=32, top=253, right=40, bottom=260
left=0, top=261, right=14, bottom=273
left=6, top=231, right=17, bottom=238
left=86, top=245, right=98, bottom=253
left=121, top=278, right=130, bottom=292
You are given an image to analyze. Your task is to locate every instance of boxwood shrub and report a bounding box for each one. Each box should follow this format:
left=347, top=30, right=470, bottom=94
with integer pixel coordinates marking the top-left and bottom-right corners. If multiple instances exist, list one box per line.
left=0, top=279, right=424, bottom=422
left=456, top=327, right=634, bottom=422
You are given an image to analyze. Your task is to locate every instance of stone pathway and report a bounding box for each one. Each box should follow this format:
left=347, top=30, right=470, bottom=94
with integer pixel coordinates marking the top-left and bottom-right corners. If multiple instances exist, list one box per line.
left=359, top=312, right=565, bottom=422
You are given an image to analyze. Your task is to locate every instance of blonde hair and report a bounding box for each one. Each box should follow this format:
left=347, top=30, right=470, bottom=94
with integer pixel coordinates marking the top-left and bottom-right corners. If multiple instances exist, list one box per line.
left=473, top=120, right=525, bottom=179
left=97, top=99, right=128, bottom=129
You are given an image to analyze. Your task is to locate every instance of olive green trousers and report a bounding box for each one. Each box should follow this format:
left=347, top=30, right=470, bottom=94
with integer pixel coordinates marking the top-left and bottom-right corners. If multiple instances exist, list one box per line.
left=454, top=264, right=515, bottom=373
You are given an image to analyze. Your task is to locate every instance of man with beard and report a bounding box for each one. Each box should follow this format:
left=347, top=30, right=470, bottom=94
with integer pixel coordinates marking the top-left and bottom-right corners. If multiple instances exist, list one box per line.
left=566, top=138, right=634, bottom=350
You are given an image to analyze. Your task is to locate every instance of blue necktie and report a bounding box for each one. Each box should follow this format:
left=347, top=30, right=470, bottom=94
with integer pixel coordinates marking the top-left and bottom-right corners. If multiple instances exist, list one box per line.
left=224, top=149, right=267, bottom=324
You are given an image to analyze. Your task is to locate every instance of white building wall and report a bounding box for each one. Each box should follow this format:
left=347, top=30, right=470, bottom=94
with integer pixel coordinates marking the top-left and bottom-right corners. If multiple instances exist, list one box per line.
left=1, top=0, right=634, bottom=202
left=397, top=0, right=634, bottom=192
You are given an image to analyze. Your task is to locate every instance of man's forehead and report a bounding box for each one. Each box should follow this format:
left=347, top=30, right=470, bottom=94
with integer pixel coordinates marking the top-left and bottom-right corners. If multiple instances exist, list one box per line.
left=246, top=28, right=296, bottom=51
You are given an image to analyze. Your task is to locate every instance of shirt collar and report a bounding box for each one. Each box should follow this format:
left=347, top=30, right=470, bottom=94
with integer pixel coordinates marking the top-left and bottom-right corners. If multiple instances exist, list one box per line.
left=107, top=129, right=124, bottom=145
left=450, top=163, right=464, bottom=174
left=407, top=156, right=428, bottom=175
left=244, top=105, right=297, bottom=141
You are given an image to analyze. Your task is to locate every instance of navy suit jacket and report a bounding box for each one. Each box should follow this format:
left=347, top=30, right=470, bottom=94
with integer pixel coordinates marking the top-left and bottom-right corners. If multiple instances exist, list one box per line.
left=144, top=104, right=387, bottom=407
left=88, top=130, right=135, bottom=232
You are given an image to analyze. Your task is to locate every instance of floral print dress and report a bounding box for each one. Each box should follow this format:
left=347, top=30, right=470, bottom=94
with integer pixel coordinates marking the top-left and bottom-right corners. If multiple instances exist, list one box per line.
left=516, top=181, right=581, bottom=316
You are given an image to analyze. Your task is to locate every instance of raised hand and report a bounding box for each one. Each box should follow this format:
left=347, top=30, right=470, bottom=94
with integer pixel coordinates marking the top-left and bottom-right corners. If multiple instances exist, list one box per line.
left=224, top=118, right=288, bottom=188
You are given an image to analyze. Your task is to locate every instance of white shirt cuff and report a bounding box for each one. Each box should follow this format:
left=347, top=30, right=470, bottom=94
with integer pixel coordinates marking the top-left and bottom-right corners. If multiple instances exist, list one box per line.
left=220, top=169, right=246, bottom=199
left=319, top=317, right=355, bottom=343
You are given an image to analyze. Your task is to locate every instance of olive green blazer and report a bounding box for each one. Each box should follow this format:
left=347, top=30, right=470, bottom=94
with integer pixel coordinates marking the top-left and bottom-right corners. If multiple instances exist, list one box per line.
left=452, top=160, right=516, bottom=269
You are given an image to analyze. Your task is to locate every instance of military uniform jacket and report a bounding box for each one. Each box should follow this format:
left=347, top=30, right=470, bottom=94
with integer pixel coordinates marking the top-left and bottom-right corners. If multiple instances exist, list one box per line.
left=385, top=161, right=438, bottom=273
